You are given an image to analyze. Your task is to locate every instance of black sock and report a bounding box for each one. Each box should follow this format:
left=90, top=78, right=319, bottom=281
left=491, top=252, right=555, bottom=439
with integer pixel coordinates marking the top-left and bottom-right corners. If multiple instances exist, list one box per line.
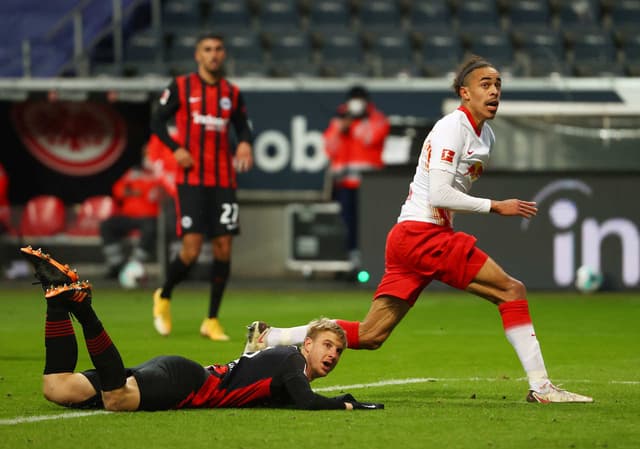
left=161, top=256, right=193, bottom=298
left=208, top=260, right=230, bottom=318
left=44, top=305, right=78, bottom=374
left=70, top=303, right=126, bottom=391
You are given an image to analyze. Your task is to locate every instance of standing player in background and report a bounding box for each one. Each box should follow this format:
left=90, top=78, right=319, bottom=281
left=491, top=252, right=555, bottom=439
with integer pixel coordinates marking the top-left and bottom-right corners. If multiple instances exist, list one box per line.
left=150, top=33, right=253, bottom=341
left=324, top=86, right=390, bottom=278
left=244, top=55, right=593, bottom=403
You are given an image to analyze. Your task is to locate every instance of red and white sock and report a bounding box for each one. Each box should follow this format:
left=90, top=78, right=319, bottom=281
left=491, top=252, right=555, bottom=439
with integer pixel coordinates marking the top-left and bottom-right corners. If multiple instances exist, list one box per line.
left=334, top=320, right=360, bottom=349
left=499, top=299, right=549, bottom=391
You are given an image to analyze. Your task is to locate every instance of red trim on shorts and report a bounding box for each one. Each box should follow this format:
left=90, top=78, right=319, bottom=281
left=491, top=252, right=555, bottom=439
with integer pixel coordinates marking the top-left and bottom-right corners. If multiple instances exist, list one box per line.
left=498, top=299, right=532, bottom=330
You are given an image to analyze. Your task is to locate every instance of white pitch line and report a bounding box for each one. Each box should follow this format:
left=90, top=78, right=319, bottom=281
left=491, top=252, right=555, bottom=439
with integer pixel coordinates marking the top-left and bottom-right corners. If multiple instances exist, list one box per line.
left=0, top=410, right=110, bottom=426
left=2, top=377, right=638, bottom=425
left=314, top=377, right=640, bottom=392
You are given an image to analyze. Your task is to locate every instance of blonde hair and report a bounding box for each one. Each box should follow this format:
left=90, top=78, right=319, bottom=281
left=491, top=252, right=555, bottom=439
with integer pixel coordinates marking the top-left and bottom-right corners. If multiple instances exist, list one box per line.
left=306, top=318, right=347, bottom=348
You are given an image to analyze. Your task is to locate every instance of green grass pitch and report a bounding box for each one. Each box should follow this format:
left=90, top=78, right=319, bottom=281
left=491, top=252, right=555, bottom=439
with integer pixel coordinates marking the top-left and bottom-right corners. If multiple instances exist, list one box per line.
left=1, top=282, right=639, bottom=449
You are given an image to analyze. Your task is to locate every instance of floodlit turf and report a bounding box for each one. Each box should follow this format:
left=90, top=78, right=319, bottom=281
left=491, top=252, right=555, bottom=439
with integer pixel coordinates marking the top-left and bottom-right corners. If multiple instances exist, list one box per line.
left=1, top=281, right=639, bottom=449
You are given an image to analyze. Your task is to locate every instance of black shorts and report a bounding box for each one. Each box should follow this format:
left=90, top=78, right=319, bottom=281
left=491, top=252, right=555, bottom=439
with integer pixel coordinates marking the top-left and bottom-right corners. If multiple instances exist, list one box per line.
left=81, top=355, right=211, bottom=411
left=176, top=185, right=240, bottom=238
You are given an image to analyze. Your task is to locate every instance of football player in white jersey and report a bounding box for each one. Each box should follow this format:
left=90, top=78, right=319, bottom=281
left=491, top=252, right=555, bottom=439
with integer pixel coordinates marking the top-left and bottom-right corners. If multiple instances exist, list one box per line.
left=245, top=56, right=593, bottom=403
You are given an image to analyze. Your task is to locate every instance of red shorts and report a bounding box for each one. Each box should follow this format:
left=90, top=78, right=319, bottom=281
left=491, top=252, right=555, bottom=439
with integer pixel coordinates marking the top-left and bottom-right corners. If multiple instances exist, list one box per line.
left=374, top=221, right=488, bottom=306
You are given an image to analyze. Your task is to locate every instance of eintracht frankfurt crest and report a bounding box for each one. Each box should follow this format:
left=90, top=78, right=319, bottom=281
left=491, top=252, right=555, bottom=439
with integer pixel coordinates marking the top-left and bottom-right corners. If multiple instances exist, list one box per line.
left=11, top=101, right=127, bottom=176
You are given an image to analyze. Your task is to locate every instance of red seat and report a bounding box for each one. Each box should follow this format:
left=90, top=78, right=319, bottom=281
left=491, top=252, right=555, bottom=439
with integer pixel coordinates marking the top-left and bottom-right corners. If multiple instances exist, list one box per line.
left=20, top=195, right=66, bottom=237
left=67, top=195, right=115, bottom=236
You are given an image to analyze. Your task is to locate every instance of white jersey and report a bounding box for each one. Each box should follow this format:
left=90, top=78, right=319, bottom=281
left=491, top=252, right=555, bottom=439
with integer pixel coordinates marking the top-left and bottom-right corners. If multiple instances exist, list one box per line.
left=398, top=107, right=494, bottom=227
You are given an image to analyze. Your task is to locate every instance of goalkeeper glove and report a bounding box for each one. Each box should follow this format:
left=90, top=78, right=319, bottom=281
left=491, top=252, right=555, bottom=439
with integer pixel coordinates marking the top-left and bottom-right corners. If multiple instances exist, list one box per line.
left=334, top=393, right=384, bottom=410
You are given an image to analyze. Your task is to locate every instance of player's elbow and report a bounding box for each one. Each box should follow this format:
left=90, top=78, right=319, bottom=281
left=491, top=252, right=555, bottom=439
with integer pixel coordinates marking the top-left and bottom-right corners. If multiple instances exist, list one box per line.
left=359, top=334, right=387, bottom=350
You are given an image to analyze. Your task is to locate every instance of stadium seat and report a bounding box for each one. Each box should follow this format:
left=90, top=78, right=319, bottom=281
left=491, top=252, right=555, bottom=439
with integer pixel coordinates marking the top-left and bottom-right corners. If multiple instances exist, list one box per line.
left=67, top=196, right=115, bottom=236
left=467, top=29, right=517, bottom=74
left=357, top=0, right=404, bottom=47
left=162, top=0, right=204, bottom=35
left=369, top=31, right=417, bottom=78
left=317, top=29, right=370, bottom=78
left=609, top=0, right=640, bottom=45
left=517, top=27, right=570, bottom=77
left=257, top=0, right=303, bottom=44
left=456, top=0, right=501, bottom=28
left=124, top=29, right=163, bottom=63
left=166, top=34, right=198, bottom=64
left=267, top=32, right=318, bottom=77
left=408, top=0, right=453, bottom=45
left=357, top=0, right=404, bottom=30
left=418, top=28, right=463, bottom=78
left=226, top=32, right=264, bottom=64
left=409, top=0, right=452, bottom=27
left=307, top=0, right=355, bottom=50
left=307, top=0, right=354, bottom=33
left=507, top=0, right=552, bottom=37
left=19, top=195, right=66, bottom=237
left=557, top=0, right=604, bottom=48
left=226, top=32, right=267, bottom=77
left=205, top=0, right=254, bottom=36
left=623, top=33, right=640, bottom=75
left=570, top=29, right=621, bottom=76
left=555, top=0, right=601, bottom=27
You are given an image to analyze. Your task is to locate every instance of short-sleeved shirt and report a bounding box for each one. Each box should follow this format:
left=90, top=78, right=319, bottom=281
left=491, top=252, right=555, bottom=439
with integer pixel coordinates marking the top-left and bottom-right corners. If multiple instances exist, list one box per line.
left=398, top=106, right=494, bottom=228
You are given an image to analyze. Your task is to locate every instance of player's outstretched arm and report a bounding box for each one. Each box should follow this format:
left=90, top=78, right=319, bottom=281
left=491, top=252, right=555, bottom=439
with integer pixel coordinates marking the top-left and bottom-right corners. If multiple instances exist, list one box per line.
left=490, top=199, right=537, bottom=218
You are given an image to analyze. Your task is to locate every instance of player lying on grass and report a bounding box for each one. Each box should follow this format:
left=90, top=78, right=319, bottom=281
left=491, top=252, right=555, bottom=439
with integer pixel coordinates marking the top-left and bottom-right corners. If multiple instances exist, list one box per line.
left=243, top=56, right=593, bottom=405
left=20, top=246, right=383, bottom=411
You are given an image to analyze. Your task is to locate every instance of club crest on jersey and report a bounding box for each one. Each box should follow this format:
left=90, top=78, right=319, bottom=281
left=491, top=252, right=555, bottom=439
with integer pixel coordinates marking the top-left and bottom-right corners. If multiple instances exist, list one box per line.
left=159, top=88, right=170, bottom=105
left=219, top=97, right=232, bottom=110
left=464, top=161, right=484, bottom=180
left=441, top=149, right=455, bottom=164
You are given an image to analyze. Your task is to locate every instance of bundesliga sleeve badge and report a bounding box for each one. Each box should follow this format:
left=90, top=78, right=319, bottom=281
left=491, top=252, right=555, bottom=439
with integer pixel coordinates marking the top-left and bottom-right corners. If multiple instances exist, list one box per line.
left=440, top=149, right=456, bottom=164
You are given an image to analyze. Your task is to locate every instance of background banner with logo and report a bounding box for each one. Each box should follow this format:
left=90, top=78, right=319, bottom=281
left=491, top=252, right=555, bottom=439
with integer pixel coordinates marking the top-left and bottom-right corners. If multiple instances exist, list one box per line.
left=360, top=171, right=640, bottom=291
left=0, top=87, right=625, bottom=204
left=1, top=100, right=149, bottom=204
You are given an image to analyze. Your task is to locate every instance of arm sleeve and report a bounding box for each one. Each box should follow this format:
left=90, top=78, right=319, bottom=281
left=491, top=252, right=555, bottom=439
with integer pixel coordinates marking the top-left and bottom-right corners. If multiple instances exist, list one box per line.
left=230, top=91, right=253, bottom=144
left=281, top=354, right=346, bottom=410
left=429, top=169, right=491, bottom=213
left=150, top=80, right=181, bottom=152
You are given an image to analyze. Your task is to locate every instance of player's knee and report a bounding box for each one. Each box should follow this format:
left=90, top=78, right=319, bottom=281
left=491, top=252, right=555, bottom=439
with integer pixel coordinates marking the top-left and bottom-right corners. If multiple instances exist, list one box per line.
left=180, top=247, right=201, bottom=263
left=503, top=277, right=527, bottom=301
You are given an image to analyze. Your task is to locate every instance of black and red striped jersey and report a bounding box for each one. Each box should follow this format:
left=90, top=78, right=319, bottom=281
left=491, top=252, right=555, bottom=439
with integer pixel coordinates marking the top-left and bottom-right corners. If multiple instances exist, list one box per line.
left=177, top=346, right=347, bottom=410
left=150, top=73, right=253, bottom=188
